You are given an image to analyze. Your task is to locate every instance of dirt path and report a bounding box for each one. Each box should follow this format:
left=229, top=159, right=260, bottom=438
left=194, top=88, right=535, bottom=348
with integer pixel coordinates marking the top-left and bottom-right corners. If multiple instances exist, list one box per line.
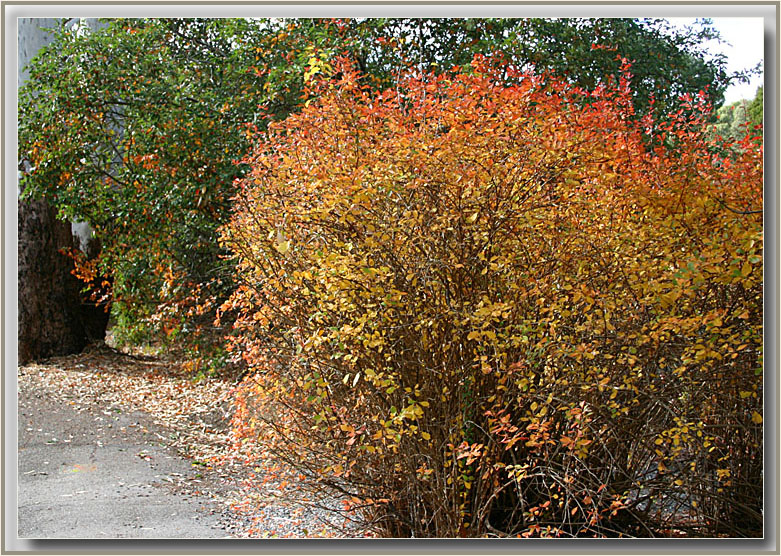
left=16, top=345, right=362, bottom=539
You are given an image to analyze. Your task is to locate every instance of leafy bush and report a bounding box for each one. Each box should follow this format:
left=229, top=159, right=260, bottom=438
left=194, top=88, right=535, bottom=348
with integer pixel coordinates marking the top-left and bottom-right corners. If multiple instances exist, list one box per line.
left=221, top=58, right=762, bottom=537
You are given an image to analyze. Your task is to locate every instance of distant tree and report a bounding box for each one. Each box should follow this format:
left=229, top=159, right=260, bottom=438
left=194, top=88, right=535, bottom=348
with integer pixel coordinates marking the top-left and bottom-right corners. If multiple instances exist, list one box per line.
left=748, top=85, right=763, bottom=129
left=320, top=18, right=732, bottom=121
left=713, top=100, right=751, bottom=140
left=711, top=85, right=764, bottom=143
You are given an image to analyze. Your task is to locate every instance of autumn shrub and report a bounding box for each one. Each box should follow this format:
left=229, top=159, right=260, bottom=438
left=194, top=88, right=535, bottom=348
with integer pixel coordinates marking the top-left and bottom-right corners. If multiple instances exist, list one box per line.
left=220, top=58, right=763, bottom=537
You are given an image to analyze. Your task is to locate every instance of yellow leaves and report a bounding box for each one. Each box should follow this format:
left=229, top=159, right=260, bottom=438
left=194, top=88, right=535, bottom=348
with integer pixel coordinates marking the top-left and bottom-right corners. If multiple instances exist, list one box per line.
left=560, top=435, right=574, bottom=448
left=751, top=411, right=763, bottom=424
left=393, top=402, right=424, bottom=422
left=218, top=59, right=765, bottom=537
left=658, top=290, right=680, bottom=309
left=304, top=54, right=333, bottom=82
left=274, top=231, right=291, bottom=254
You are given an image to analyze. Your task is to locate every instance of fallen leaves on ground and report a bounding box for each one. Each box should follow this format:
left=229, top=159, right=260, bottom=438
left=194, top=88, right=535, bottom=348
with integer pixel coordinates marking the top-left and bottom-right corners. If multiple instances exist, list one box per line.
left=17, top=341, right=372, bottom=538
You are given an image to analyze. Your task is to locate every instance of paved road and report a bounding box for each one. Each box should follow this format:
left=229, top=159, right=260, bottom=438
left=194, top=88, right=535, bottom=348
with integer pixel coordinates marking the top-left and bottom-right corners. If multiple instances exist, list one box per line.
left=18, top=385, right=229, bottom=539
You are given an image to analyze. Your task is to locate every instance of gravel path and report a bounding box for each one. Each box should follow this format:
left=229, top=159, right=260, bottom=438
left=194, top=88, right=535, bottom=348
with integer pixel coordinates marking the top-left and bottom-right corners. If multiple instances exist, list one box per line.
left=16, top=345, right=369, bottom=539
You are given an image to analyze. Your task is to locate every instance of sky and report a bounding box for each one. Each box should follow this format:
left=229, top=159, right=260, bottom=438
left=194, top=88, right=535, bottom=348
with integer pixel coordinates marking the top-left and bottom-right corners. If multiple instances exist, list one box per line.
left=666, top=17, right=765, bottom=104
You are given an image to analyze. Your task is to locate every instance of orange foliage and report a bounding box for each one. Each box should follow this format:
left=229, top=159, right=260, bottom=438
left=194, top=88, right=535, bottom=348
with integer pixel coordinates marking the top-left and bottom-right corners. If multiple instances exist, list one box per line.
left=221, top=57, right=762, bottom=537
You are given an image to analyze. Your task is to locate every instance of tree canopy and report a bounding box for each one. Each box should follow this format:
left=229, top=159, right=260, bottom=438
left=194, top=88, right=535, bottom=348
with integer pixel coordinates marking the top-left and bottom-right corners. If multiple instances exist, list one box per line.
left=748, top=85, right=764, bottom=128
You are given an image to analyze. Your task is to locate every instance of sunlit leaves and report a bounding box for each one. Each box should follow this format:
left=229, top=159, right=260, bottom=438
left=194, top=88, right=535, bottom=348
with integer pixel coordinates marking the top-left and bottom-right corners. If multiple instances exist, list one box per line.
left=222, top=57, right=762, bottom=537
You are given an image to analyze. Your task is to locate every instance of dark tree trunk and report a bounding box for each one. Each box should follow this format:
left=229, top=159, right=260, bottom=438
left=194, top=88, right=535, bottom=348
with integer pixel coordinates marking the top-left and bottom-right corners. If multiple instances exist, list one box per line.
left=17, top=199, right=89, bottom=364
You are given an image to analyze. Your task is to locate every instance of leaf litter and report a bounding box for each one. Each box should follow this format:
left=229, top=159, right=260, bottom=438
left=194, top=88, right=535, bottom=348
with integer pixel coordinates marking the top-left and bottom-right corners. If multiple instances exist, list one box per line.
left=18, top=341, right=373, bottom=538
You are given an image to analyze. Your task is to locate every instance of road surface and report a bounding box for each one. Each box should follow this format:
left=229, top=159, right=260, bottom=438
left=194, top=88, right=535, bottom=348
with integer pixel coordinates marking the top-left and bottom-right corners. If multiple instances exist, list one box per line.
left=18, top=384, right=228, bottom=539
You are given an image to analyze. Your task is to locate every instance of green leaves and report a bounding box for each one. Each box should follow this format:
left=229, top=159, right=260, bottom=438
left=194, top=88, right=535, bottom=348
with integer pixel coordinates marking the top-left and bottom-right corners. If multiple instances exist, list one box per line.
left=19, top=18, right=279, bottom=344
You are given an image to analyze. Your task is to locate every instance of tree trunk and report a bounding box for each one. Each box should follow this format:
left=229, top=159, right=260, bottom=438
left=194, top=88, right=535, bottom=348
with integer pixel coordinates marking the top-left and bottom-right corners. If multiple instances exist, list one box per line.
left=17, top=198, right=90, bottom=364
left=17, top=18, right=108, bottom=364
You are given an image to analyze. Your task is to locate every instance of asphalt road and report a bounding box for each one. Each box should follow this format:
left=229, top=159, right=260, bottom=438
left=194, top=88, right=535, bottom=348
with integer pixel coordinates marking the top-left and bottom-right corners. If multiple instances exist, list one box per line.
left=17, top=385, right=229, bottom=539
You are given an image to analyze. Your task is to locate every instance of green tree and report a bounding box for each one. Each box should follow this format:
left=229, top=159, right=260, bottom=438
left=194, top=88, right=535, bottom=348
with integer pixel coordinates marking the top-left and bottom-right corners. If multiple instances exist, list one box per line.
left=18, top=17, right=99, bottom=363
left=341, top=18, right=732, bottom=121
left=713, top=100, right=751, bottom=140
left=20, top=18, right=270, bottom=350
left=748, top=85, right=763, bottom=128
left=710, top=85, right=763, bottom=143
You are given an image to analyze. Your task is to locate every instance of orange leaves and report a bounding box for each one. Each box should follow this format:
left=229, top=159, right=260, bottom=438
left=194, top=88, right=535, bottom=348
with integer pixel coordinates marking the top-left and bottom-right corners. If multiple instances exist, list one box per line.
left=132, top=152, right=160, bottom=170
left=221, top=56, right=763, bottom=537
